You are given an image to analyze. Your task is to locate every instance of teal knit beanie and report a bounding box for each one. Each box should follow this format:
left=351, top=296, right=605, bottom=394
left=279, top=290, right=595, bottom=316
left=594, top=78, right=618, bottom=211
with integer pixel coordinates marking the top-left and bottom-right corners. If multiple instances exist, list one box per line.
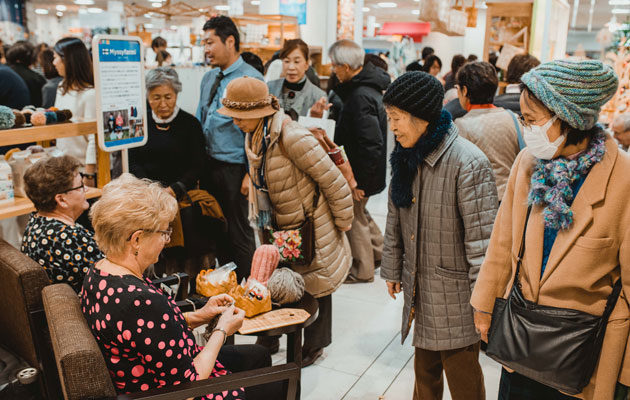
left=521, top=60, right=618, bottom=130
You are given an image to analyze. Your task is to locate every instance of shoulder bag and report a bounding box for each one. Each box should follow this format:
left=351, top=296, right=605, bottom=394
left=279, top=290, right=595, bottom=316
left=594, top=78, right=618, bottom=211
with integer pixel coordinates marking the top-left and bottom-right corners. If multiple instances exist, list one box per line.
left=486, top=205, right=622, bottom=395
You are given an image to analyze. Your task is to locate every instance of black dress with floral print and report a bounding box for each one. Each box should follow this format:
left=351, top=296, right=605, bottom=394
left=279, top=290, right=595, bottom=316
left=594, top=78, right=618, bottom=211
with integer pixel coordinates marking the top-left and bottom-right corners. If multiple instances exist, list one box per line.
left=21, top=213, right=104, bottom=292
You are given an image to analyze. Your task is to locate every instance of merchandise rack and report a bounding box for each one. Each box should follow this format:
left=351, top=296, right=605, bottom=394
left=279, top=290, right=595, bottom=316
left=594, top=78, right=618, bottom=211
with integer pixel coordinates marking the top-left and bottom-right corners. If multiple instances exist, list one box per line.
left=0, top=120, right=108, bottom=220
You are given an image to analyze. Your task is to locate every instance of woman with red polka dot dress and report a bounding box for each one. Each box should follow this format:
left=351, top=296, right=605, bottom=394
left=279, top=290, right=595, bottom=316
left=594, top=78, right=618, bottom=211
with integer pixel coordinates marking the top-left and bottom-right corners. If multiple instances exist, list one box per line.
left=81, top=174, right=284, bottom=399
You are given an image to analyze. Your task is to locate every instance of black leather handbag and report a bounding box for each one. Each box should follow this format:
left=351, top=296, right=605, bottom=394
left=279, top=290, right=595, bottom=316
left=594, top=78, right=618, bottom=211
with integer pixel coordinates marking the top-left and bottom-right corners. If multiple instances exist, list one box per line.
left=486, top=205, right=622, bottom=395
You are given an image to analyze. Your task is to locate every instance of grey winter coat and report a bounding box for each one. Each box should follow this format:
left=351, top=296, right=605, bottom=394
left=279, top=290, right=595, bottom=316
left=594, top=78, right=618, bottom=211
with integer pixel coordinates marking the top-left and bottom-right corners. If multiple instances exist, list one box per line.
left=381, top=125, right=498, bottom=351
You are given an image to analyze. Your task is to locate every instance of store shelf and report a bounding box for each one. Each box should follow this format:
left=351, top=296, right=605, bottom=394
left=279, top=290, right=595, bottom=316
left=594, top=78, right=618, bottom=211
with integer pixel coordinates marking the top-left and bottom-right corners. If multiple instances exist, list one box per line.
left=0, top=188, right=102, bottom=220
left=0, top=121, right=97, bottom=147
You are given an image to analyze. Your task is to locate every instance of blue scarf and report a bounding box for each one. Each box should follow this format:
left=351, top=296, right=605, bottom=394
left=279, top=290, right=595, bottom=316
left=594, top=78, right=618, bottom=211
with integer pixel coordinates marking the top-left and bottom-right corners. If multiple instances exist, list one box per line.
left=528, top=130, right=607, bottom=230
left=390, top=110, right=452, bottom=208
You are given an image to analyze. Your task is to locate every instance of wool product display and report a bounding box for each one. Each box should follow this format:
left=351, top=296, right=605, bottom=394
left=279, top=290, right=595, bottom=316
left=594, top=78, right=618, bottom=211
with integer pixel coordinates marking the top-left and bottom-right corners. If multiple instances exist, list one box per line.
left=30, top=109, right=73, bottom=126
left=521, top=60, right=618, bottom=130
left=30, top=112, right=47, bottom=126
left=528, top=129, right=607, bottom=230
left=12, top=110, right=25, bottom=128
left=0, top=106, right=15, bottom=129
left=389, top=109, right=453, bottom=208
left=267, top=267, right=305, bottom=305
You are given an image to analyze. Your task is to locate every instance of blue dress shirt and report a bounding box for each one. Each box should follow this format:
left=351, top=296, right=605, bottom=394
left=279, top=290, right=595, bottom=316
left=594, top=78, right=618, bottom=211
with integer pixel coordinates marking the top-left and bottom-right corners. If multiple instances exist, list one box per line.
left=196, top=57, right=263, bottom=164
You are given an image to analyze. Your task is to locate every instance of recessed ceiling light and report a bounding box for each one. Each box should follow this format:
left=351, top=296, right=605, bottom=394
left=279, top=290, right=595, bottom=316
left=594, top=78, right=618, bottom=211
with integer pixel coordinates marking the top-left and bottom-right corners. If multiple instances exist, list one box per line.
left=215, top=5, right=230, bottom=10
left=74, top=0, right=94, bottom=5
left=610, top=0, right=630, bottom=5
left=87, top=7, right=103, bottom=13
left=56, top=11, right=63, bottom=16
left=56, top=5, right=67, bottom=11
left=411, top=9, right=420, bottom=15
left=363, top=7, right=370, bottom=12
left=612, top=7, right=630, bottom=13
left=35, top=8, right=49, bottom=14
left=170, top=25, right=177, bottom=29
left=151, top=2, right=161, bottom=7
left=414, top=0, right=420, bottom=2
left=144, top=13, right=152, bottom=17
left=251, top=0, right=260, bottom=4
left=377, top=2, right=397, bottom=7
left=145, top=23, right=154, bottom=28
left=198, top=8, right=204, bottom=11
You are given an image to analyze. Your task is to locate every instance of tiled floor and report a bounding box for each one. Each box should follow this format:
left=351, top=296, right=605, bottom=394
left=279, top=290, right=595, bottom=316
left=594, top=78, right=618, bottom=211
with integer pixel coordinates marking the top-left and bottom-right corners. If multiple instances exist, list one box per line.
left=235, top=188, right=503, bottom=400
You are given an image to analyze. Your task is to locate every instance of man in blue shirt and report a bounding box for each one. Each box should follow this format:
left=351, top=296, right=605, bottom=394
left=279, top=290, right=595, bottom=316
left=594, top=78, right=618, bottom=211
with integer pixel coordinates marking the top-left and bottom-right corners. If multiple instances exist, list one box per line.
left=196, top=16, right=263, bottom=281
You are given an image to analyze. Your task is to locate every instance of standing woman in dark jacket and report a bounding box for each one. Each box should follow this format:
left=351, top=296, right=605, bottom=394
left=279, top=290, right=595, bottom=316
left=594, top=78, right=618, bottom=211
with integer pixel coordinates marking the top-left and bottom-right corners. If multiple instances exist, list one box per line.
left=330, top=39, right=390, bottom=283
left=40, top=49, right=63, bottom=108
left=129, top=67, right=207, bottom=276
left=6, top=41, right=46, bottom=107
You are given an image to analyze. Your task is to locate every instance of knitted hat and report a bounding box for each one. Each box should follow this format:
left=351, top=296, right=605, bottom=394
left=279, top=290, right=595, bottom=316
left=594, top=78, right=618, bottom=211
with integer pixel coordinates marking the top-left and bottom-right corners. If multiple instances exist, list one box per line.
left=521, top=60, right=618, bottom=131
left=383, top=71, right=444, bottom=123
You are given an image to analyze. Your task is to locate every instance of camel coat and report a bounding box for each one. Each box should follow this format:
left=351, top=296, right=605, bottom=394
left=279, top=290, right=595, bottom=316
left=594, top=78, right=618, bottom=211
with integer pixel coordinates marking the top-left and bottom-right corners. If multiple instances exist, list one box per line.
left=248, top=110, right=354, bottom=298
left=471, top=134, right=630, bottom=399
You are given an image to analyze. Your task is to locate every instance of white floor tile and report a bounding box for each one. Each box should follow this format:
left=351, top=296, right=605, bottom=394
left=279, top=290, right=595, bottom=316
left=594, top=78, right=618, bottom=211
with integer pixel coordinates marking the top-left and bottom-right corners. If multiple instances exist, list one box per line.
left=301, top=364, right=359, bottom=400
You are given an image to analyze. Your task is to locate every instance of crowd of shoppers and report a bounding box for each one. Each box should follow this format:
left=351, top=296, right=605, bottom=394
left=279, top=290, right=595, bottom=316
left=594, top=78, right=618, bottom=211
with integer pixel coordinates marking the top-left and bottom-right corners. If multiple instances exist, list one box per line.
left=6, top=14, right=630, bottom=400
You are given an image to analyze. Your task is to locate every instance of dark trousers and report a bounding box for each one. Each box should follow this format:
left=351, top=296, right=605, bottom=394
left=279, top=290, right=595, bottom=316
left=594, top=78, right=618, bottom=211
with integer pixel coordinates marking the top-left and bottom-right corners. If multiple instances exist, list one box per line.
left=498, top=368, right=578, bottom=400
left=303, top=294, right=332, bottom=351
left=218, top=344, right=286, bottom=399
left=413, top=342, right=485, bottom=400
left=201, top=158, right=256, bottom=282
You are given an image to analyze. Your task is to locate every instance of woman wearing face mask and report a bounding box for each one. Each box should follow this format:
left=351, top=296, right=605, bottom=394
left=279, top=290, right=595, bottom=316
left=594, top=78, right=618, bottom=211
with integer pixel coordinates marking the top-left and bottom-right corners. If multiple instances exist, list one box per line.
left=472, top=60, right=630, bottom=399
left=267, top=39, right=330, bottom=120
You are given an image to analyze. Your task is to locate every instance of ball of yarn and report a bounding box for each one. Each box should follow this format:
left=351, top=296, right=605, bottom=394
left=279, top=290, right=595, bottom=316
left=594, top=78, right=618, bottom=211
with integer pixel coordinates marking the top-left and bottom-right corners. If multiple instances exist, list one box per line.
left=0, top=106, right=16, bottom=129
left=45, top=111, right=57, bottom=124
left=31, top=112, right=47, bottom=126
left=267, top=268, right=305, bottom=305
left=21, top=109, right=33, bottom=124
left=12, top=110, right=25, bottom=128
left=55, top=109, right=72, bottom=123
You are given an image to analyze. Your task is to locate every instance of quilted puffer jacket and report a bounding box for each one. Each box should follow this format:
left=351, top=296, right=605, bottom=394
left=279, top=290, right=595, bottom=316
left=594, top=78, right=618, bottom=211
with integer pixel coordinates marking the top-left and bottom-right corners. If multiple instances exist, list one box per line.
left=251, top=110, right=354, bottom=298
left=381, top=125, right=498, bottom=351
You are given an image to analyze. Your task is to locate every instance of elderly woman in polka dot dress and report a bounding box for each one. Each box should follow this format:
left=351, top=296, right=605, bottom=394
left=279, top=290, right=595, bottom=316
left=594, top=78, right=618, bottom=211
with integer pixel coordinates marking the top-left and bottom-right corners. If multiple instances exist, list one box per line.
left=22, top=155, right=103, bottom=293
left=82, top=173, right=283, bottom=399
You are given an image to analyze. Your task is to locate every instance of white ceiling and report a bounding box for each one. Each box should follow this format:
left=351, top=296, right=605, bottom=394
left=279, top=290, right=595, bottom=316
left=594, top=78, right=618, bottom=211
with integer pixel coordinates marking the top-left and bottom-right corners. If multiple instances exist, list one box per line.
left=26, top=0, right=626, bottom=31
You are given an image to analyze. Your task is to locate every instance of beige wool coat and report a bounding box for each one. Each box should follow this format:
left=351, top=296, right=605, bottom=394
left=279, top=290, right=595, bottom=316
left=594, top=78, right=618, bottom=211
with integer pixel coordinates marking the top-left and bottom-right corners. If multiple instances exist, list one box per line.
left=247, top=110, right=354, bottom=298
left=471, top=135, right=630, bottom=399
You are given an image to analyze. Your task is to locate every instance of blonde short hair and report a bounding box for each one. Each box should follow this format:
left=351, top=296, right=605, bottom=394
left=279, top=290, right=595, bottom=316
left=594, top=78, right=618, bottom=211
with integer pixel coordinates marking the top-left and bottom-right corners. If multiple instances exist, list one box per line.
left=89, top=173, right=177, bottom=256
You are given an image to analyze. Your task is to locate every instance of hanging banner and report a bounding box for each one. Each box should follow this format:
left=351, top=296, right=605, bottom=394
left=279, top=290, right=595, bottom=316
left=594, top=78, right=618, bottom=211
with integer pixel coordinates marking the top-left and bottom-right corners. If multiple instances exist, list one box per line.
left=92, top=35, right=148, bottom=152
left=279, top=0, right=307, bottom=25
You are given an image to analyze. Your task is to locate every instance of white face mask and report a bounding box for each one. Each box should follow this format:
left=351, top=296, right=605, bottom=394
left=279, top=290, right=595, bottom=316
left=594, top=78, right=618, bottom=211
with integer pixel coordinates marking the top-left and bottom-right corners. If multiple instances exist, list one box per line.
left=522, top=116, right=564, bottom=160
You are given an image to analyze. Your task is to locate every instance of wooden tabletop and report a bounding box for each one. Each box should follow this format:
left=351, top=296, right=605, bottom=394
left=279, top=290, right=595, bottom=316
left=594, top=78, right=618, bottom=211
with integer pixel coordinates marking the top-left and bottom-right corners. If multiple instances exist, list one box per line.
left=0, top=187, right=102, bottom=220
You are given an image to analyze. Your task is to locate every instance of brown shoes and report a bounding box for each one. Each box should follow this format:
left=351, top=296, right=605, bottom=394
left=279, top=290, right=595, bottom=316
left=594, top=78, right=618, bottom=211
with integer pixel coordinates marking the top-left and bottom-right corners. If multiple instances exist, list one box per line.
left=301, top=347, right=324, bottom=367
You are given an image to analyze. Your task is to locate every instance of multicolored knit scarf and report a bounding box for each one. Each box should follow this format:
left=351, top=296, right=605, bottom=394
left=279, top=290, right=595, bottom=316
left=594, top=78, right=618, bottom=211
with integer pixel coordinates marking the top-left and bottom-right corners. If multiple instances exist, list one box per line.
left=528, top=130, right=606, bottom=230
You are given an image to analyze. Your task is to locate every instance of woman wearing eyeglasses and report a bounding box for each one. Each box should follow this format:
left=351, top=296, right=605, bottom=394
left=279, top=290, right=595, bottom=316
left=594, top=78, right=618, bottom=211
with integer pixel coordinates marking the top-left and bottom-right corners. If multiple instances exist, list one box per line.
left=82, top=173, right=284, bottom=399
left=21, top=155, right=103, bottom=293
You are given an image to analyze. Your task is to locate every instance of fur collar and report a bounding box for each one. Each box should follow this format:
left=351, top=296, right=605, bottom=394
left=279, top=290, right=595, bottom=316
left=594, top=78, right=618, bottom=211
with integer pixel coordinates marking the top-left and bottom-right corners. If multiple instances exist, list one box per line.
left=390, top=110, right=453, bottom=208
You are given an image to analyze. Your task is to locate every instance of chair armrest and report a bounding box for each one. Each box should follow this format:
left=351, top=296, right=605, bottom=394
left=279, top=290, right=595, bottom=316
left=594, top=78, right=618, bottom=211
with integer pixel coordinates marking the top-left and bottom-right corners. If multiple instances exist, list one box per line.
left=151, top=273, right=189, bottom=301
left=117, top=364, right=299, bottom=400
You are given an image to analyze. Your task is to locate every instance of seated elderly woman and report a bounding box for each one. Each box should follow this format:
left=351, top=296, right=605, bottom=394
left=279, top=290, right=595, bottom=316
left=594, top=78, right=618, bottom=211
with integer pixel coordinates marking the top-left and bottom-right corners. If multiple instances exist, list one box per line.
left=22, top=155, right=103, bottom=293
left=128, top=67, right=205, bottom=200
left=82, top=173, right=283, bottom=399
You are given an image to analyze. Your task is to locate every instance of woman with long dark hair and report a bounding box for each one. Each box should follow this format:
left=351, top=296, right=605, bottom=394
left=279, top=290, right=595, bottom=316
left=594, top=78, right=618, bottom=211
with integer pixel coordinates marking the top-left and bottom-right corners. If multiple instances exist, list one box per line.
left=40, top=49, right=62, bottom=108
left=53, top=37, right=97, bottom=185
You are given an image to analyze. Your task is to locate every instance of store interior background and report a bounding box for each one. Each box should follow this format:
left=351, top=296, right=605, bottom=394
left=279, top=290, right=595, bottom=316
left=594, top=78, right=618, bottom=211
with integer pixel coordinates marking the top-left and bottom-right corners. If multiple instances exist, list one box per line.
left=1, top=0, right=627, bottom=398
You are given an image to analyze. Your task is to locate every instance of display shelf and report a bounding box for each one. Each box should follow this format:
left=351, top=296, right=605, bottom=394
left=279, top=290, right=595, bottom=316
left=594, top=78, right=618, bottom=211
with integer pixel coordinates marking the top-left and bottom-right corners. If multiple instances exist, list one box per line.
left=0, top=121, right=97, bottom=147
left=0, top=188, right=102, bottom=220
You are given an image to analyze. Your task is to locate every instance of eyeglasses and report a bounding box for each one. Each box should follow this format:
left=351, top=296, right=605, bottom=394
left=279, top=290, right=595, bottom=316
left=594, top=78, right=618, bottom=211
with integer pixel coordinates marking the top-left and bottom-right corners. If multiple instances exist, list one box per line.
left=126, top=227, right=173, bottom=243
left=58, top=182, right=85, bottom=194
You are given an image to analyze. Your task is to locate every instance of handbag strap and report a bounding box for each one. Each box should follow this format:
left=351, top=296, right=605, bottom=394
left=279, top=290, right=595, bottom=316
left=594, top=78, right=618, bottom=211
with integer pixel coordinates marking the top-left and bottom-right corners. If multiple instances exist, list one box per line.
left=513, top=205, right=533, bottom=287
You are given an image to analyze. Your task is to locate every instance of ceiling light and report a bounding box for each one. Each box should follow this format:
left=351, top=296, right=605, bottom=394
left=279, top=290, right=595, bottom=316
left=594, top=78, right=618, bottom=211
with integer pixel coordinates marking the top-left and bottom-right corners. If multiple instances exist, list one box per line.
left=35, top=8, right=49, bottom=14
left=412, top=9, right=420, bottom=15
left=170, top=25, right=177, bottom=29
left=215, top=5, right=230, bottom=10
left=612, top=7, right=630, bottom=13
left=56, top=4, right=67, bottom=11
left=56, top=11, right=63, bottom=16
left=87, top=7, right=103, bottom=13
left=74, top=0, right=95, bottom=5
left=251, top=0, right=260, bottom=4
left=363, top=7, right=370, bottom=12
left=377, top=2, right=397, bottom=7
left=144, top=13, right=152, bottom=17
left=145, top=23, right=154, bottom=28
left=414, top=0, right=420, bottom=2
left=198, top=8, right=204, bottom=11
left=610, top=0, right=630, bottom=5
left=151, top=2, right=161, bottom=7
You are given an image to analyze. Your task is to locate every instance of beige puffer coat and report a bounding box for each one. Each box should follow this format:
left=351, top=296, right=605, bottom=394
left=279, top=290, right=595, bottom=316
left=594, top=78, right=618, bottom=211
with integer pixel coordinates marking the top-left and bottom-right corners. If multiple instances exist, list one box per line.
left=248, top=110, right=354, bottom=298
